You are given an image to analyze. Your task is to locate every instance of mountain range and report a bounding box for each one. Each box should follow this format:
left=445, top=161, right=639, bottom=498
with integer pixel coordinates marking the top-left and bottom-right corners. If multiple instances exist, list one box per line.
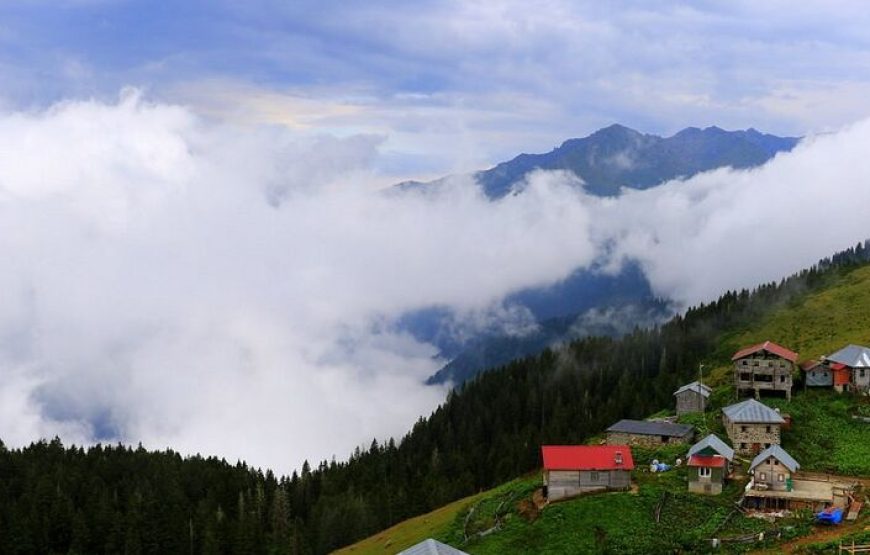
left=397, top=125, right=801, bottom=385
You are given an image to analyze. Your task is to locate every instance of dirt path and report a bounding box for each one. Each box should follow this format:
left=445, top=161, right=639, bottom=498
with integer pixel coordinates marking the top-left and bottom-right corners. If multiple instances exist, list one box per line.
left=762, top=520, right=869, bottom=554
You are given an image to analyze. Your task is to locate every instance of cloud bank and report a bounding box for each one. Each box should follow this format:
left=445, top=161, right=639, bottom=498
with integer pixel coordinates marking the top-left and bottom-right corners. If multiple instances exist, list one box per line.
left=2, top=93, right=870, bottom=474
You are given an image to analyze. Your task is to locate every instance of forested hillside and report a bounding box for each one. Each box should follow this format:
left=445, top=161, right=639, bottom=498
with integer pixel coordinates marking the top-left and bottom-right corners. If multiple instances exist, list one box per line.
left=1, top=241, right=869, bottom=554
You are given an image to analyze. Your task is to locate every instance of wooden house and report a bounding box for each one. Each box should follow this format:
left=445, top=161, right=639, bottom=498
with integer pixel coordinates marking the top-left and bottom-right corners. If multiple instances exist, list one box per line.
left=825, top=344, right=870, bottom=393
left=541, top=445, right=634, bottom=501
left=801, top=360, right=832, bottom=388
left=732, top=341, right=798, bottom=400
left=674, top=381, right=712, bottom=415
left=721, top=398, right=785, bottom=455
left=605, top=419, right=694, bottom=447
left=686, top=434, right=734, bottom=495
left=749, top=444, right=799, bottom=492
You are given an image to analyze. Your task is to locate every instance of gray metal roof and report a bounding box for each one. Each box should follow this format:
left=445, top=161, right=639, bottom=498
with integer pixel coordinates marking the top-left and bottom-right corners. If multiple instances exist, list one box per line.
left=606, top=419, right=694, bottom=437
left=721, top=399, right=785, bottom=424
left=750, top=444, right=800, bottom=473
left=687, top=434, right=734, bottom=461
left=673, top=381, right=712, bottom=398
left=397, top=539, right=469, bottom=555
left=825, top=344, right=870, bottom=368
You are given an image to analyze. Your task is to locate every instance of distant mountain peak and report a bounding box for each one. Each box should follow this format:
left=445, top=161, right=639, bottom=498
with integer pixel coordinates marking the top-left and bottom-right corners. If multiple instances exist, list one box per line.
left=398, top=124, right=800, bottom=199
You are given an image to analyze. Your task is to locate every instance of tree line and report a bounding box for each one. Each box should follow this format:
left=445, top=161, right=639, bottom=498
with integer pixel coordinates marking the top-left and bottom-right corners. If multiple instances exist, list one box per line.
left=1, top=241, right=868, bottom=554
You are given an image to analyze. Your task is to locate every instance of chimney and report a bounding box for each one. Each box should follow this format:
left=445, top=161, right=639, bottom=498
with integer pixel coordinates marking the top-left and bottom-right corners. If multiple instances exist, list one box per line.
left=615, top=451, right=623, bottom=466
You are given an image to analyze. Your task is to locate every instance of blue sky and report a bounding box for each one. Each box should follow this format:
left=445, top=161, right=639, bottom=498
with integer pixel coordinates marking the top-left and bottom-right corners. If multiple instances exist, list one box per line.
left=3, top=1, right=870, bottom=179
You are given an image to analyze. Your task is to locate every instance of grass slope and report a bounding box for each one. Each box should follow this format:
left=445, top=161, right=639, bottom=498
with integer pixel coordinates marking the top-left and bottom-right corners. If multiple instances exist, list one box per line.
left=333, top=490, right=489, bottom=555
left=340, top=265, right=870, bottom=554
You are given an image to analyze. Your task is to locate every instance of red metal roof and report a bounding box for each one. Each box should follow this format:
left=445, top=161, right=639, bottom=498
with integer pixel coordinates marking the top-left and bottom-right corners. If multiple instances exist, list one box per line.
left=731, top=341, right=798, bottom=363
left=541, top=445, right=635, bottom=471
left=687, top=454, right=727, bottom=468
left=800, top=360, right=821, bottom=371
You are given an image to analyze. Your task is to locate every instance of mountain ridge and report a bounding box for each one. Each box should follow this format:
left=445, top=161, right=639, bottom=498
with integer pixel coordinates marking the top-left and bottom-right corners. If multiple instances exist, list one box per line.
left=398, top=124, right=800, bottom=199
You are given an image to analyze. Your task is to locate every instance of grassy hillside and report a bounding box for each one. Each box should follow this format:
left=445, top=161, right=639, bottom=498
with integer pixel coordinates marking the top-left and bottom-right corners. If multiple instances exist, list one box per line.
left=341, top=263, right=870, bottom=554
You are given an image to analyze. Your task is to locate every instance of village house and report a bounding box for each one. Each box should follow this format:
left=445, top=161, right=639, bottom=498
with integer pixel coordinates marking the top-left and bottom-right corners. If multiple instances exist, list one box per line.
left=674, top=381, right=712, bottom=415
left=749, top=444, right=799, bottom=492
left=605, top=419, right=694, bottom=447
left=721, top=398, right=785, bottom=455
left=686, top=434, right=734, bottom=495
left=825, top=344, right=870, bottom=393
left=802, top=359, right=851, bottom=392
left=743, top=445, right=854, bottom=512
left=732, top=341, right=798, bottom=400
left=541, top=445, right=634, bottom=501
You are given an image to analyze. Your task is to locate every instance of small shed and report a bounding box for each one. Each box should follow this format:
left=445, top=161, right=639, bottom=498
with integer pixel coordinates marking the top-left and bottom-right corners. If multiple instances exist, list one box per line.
left=674, top=381, right=712, bottom=414
left=749, top=445, right=800, bottom=492
left=606, top=419, right=694, bottom=447
left=802, top=360, right=832, bottom=388
left=541, top=445, right=634, bottom=501
left=686, top=434, right=734, bottom=495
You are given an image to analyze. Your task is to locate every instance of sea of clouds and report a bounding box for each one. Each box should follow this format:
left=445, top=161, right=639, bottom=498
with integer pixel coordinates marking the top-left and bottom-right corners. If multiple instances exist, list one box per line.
left=1, top=91, right=869, bottom=473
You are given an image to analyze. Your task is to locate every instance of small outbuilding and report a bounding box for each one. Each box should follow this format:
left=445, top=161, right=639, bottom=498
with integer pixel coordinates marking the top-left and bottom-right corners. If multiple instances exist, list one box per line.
left=802, top=360, right=832, bottom=388
left=541, top=445, right=634, bottom=501
left=686, top=434, right=735, bottom=495
left=674, top=381, right=712, bottom=415
left=721, top=398, right=785, bottom=455
left=605, top=419, right=694, bottom=447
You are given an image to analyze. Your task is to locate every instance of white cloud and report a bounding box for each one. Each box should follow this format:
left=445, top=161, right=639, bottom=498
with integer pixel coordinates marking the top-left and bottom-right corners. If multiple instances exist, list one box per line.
left=0, top=93, right=597, bottom=472
left=2, top=91, right=870, bottom=475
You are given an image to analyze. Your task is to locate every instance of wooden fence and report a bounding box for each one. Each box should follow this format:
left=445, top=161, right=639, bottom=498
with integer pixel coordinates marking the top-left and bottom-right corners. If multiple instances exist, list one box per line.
left=839, top=541, right=870, bottom=554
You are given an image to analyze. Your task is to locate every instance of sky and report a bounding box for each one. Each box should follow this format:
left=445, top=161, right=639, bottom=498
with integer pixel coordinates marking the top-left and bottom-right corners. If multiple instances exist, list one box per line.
left=2, top=1, right=870, bottom=181
left=2, top=2, right=870, bottom=473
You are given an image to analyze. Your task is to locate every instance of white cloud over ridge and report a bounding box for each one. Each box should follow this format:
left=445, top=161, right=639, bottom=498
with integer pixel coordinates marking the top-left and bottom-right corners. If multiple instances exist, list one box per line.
left=1, top=92, right=869, bottom=474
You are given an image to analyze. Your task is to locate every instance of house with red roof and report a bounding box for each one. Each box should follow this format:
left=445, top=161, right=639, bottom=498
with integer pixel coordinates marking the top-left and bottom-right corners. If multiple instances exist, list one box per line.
left=686, top=434, right=734, bottom=495
left=732, top=341, right=798, bottom=400
left=541, top=445, right=634, bottom=501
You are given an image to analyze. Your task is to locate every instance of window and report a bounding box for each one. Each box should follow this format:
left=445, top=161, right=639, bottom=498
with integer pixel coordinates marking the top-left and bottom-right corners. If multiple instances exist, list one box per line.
left=759, top=472, right=767, bottom=481
left=780, top=375, right=786, bottom=383
left=765, top=426, right=771, bottom=433
left=765, top=443, right=771, bottom=449
left=742, top=360, right=748, bottom=366
left=778, top=474, right=785, bottom=482
left=741, top=425, right=748, bottom=433
left=590, top=471, right=599, bottom=482
left=861, top=369, right=866, bottom=378
left=740, top=443, right=747, bottom=450
left=699, top=467, right=711, bottom=478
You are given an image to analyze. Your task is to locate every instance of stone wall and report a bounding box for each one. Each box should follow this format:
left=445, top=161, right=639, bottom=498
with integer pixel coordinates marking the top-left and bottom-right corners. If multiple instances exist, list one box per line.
left=606, top=431, right=692, bottom=448
left=723, top=419, right=780, bottom=454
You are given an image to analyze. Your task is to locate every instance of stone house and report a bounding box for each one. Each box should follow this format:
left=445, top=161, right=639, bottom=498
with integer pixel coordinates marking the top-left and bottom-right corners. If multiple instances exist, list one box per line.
left=605, top=419, right=694, bottom=447
left=732, top=341, right=798, bottom=400
left=541, top=445, right=634, bottom=501
left=686, top=434, right=734, bottom=495
left=749, top=444, right=800, bottom=492
left=825, top=344, right=870, bottom=393
left=674, top=381, right=712, bottom=415
left=721, top=398, right=785, bottom=455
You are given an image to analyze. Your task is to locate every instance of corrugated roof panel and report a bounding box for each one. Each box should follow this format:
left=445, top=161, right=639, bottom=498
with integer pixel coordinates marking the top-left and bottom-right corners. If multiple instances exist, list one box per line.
left=687, top=434, right=735, bottom=461
left=606, top=419, right=694, bottom=437
left=749, top=445, right=800, bottom=473
left=826, top=344, right=870, bottom=368
left=722, top=399, right=785, bottom=424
